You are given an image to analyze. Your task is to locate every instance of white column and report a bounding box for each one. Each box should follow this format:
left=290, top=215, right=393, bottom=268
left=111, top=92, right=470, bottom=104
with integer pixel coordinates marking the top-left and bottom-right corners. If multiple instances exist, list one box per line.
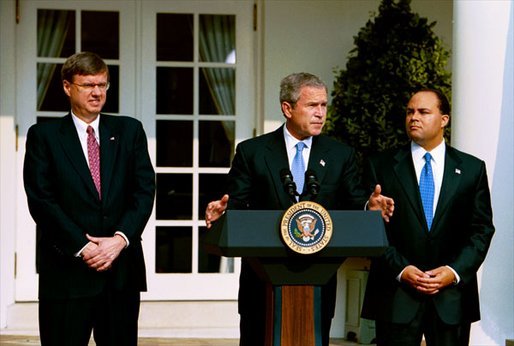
left=452, top=1, right=514, bottom=345
left=0, top=0, right=18, bottom=329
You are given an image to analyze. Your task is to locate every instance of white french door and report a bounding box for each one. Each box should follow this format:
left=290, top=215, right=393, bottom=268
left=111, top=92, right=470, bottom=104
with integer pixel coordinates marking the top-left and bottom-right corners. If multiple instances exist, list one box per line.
left=139, top=0, right=254, bottom=300
left=14, top=0, right=254, bottom=302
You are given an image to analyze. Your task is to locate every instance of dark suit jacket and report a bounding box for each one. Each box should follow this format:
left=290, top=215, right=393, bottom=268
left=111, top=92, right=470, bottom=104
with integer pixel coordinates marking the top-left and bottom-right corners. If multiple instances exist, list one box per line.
left=361, top=144, right=494, bottom=325
left=24, top=113, right=155, bottom=300
left=225, top=126, right=367, bottom=317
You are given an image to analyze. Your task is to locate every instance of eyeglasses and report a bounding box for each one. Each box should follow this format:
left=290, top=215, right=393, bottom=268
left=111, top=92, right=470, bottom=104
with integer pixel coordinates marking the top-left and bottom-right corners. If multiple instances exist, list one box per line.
left=71, top=82, right=110, bottom=92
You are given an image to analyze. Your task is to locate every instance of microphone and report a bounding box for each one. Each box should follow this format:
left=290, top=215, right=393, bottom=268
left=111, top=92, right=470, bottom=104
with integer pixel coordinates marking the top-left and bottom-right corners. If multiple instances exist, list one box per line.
left=305, top=169, right=320, bottom=198
left=280, top=168, right=298, bottom=203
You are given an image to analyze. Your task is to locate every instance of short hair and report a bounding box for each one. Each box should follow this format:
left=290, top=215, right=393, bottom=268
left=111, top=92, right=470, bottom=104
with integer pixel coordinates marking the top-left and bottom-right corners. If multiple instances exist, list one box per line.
left=279, top=72, right=327, bottom=106
left=61, top=52, right=109, bottom=82
left=416, top=88, right=451, bottom=116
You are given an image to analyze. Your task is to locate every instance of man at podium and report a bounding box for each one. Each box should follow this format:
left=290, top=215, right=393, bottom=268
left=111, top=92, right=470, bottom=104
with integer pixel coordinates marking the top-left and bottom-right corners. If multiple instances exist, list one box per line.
left=205, top=72, right=394, bottom=346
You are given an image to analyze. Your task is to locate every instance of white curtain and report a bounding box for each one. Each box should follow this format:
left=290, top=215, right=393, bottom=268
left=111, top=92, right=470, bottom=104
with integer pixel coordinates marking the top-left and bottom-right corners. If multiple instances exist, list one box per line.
left=199, top=15, right=236, bottom=273
left=37, top=9, right=73, bottom=110
left=199, top=14, right=235, bottom=116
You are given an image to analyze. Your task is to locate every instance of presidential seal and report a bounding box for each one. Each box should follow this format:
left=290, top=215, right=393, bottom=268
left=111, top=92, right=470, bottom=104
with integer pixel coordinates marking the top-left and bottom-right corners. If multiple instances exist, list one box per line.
left=280, top=201, right=333, bottom=254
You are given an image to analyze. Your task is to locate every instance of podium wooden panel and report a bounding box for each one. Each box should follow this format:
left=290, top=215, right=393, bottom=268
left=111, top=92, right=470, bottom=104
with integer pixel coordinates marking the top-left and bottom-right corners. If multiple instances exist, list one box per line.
left=203, top=210, right=387, bottom=346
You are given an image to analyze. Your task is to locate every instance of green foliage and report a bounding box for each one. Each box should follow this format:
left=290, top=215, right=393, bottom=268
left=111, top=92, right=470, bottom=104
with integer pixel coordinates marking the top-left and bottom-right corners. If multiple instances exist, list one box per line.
left=325, top=0, right=451, bottom=166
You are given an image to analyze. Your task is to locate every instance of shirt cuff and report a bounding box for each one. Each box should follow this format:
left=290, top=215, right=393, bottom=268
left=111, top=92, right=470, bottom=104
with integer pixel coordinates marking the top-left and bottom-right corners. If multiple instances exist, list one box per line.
left=115, top=231, right=130, bottom=248
left=75, top=243, right=89, bottom=257
left=396, top=268, right=406, bottom=282
left=446, top=265, right=460, bottom=284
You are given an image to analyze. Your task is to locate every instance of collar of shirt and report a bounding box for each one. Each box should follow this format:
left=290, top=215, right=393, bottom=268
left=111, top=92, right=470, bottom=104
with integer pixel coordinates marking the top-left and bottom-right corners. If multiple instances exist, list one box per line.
left=283, top=124, right=313, bottom=167
left=71, top=112, right=101, bottom=167
left=71, top=112, right=101, bottom=143
left=411, top=140, right=446, bottom=180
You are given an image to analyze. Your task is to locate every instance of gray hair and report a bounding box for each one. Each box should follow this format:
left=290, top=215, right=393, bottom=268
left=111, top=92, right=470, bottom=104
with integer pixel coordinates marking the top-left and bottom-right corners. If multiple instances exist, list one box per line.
left=279, top=72, right=327, bottom=106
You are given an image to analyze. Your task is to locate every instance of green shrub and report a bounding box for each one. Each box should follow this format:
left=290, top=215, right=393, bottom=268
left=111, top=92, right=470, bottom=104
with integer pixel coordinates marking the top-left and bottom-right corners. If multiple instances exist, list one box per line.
left=325, top=0, right=451, bottom=167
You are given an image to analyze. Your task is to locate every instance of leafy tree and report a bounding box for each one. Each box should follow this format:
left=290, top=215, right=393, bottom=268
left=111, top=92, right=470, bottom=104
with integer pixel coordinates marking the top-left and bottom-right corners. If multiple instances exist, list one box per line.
left=325, top=0, right=451, bottom=167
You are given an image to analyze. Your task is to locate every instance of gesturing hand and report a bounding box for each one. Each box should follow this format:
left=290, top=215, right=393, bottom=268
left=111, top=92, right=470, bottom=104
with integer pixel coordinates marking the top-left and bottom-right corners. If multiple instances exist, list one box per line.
left=368, top=184, right=395, bottom=222
left=205, top=194, right=229, bottom=229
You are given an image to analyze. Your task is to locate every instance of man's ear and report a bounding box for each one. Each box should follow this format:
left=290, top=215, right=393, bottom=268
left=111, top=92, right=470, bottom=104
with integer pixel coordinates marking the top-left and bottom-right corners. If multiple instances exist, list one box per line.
left=63, top=80, right=71, bottom=97
left=282, top=101, right=293, bottom=119
left=441, top=114, right=450, bottom=128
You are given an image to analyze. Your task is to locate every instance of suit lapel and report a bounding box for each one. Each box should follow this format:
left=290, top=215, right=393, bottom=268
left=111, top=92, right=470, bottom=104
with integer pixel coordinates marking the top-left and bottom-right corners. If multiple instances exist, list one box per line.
left=58, top=114, right=99, bottom=199
left=393, top=146, right=427, bottom=229
left=431, top=146, right=462, bottom=232
left=263, top=127, right=293, bottom=208
left=99, top=115, right=118, bottom=200
left=305, top=135, right=329, bottom=187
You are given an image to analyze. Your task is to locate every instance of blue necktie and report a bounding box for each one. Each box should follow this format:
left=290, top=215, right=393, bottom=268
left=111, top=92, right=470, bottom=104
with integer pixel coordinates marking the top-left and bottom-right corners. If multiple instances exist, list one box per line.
left=291, top=142, right=306, bottom=196
left=420, top=152, right=435, bottom=229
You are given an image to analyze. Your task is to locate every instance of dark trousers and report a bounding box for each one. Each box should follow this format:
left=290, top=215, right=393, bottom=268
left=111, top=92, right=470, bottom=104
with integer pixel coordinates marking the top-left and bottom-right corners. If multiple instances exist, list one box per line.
left=39, top=288, right=141, bottom=346
left=375, top=301, right=471, bottom=346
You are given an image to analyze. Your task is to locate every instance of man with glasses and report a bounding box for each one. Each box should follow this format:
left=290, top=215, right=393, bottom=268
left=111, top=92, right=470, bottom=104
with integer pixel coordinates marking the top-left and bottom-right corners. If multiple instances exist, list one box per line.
left=23, top=51, right=155, bottom=346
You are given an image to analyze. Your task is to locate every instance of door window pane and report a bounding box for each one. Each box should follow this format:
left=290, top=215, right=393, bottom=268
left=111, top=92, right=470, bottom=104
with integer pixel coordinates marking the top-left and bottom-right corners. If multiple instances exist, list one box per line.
left=199, top=121, right=234, bottom=167
left=199, top=174, right=228, bottom=219
left=81, top=11, right=119, bottom=59
left=156, top=67, right=193, bottom=115
left=156, top=227, right=192, bottom=273
left=102, top=65, right=119, bottom=114
left=37, top=9, right=75, bottom=58
left=156, top=120, right=193, bottom=167
left=199, top=14, right=235, bottom=63
left=157, top=13, right=193, bottom=62
left=37, top=63, right=67, bottom=112
left=199, top=68, right=235, bottom=115
left=156, top=173, right=192, bottom=220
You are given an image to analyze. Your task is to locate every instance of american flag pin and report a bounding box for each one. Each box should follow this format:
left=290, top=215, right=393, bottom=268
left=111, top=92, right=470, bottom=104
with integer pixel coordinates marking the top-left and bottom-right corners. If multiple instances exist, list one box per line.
left=320, top=160, right=326, bottom=167
left=455, top=168, right=461, bottom=174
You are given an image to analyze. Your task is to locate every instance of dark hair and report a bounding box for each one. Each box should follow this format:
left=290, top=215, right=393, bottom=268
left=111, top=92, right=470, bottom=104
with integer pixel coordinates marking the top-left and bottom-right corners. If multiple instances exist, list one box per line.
left=279, top=72, right=327, bottom=106
left=417, top=88, right=451, bottom=116
left=61, top=52, right=109, bottom=82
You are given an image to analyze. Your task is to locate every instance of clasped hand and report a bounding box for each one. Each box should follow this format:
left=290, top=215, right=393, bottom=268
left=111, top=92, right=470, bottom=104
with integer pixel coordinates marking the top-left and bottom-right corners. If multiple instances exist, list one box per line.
left=401, top=265, right=457, bottom=295
left=81, top=234, right=126, bottom=272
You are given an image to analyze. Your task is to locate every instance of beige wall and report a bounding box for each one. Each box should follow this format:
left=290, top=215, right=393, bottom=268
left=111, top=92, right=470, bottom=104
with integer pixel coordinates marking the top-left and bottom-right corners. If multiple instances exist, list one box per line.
left=261, top=0, right=453, bottom=133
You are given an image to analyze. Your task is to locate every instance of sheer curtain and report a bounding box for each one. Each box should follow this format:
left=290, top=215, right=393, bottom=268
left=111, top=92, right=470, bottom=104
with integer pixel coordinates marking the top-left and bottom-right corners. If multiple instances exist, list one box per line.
left=199, top=14, right=235, bottom=115
left=37, top=10, right=73, bottom=110
left=199, top=15, right=236, bottom=273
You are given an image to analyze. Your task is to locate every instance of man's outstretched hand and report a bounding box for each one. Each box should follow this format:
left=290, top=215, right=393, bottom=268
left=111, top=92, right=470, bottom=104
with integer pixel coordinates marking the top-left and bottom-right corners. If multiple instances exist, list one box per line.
left=205, top=194, right=229, bottom=229
left=368, top=184, right=395, bottom=222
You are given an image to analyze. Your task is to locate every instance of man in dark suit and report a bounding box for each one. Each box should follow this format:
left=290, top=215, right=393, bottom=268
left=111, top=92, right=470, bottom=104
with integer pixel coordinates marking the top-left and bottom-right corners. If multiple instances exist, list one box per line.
left=361, top=89, right=495, bottom=346
left=23, top=52, right=155, bottom=346
left=205, top=72, right=394, bottom=346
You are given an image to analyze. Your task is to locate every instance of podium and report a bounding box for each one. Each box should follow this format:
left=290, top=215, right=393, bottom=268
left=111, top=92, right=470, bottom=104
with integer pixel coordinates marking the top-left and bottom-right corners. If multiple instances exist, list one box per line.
left=203, top=209, right=387, bottom=346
